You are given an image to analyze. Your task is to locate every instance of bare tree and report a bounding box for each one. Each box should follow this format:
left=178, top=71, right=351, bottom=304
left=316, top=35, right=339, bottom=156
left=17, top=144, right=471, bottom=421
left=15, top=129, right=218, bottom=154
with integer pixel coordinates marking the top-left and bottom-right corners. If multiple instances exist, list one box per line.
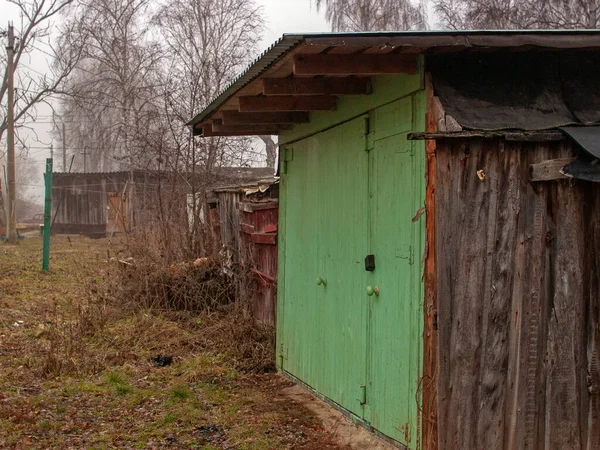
left=15, top=148, right=42, bottom=219
left=154, top=0, right=265, bottom=256
left=260, top=135, right=277, bottom=171
left=0, top=0, right=82, bottom=143
left=57, top=0, right=162, bottom=172
left=314, top=0, right=427, bottom=31
left=435, top=0, right=600, bottom=29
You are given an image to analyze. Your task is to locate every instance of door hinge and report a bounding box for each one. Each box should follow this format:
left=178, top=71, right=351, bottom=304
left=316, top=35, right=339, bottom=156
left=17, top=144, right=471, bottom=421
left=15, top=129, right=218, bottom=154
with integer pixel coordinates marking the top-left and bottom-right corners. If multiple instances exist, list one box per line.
left=281, top=147, right=293, bottom=174
left=284, top=147, right=294, bottom=162
left=397, top=244, right=414, bottom=265
left=359, top=385, right=366, bottom=406
left=364, top=117, right=374, bottom=152
left=278, top=344, right=287, bottom=369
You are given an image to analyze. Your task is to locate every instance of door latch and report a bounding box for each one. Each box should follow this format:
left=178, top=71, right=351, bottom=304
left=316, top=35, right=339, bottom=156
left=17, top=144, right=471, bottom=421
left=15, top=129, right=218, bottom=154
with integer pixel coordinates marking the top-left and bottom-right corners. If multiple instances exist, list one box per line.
left=364, top=254, right=375, bottom=271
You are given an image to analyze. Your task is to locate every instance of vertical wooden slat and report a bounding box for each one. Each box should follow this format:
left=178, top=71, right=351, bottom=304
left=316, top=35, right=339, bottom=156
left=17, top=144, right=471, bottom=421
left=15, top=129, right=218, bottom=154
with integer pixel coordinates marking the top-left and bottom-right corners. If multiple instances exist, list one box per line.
left=423, top=77, right=438, bottom=450
left=436, top=137, right=600, bottom=450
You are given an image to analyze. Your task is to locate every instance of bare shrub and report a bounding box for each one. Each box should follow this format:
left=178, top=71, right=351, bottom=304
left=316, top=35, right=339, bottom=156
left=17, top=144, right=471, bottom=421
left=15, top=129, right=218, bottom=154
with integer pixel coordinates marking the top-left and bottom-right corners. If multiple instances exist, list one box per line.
left=115, top=256, right=235, bottom=313
left=193, top=313, right=276, bottom=373
left=40, top=293, right=113, bottom=376
left=103, top=230, right=275, bottom=373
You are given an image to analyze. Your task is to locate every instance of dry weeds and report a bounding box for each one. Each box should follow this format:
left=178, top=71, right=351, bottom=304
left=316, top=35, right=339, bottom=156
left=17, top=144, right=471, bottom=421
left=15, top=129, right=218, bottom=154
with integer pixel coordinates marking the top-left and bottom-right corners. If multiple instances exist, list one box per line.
left=0, top=235, right=341, bottom=449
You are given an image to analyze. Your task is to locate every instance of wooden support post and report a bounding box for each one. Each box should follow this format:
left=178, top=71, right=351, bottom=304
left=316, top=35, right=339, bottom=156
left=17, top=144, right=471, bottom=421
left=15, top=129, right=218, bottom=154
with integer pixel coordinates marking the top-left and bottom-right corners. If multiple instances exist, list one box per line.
left=239, top=95, right=337, bottom=112
left=293, top=53, right=417, bottom=75
left=6, top=23, right=17, bottom=243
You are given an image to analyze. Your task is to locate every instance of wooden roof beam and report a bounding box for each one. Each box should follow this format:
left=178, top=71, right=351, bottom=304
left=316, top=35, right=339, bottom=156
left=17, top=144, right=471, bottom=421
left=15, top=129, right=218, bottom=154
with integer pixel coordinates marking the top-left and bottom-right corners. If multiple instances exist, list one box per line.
left=262, top=77, right=372, bottom=95
left=239, top=95, right=336, bottom=112
left=221, top=111, right=309, bottom=125
left=293, top=53, right=417, bottom=75
left=200, top=123, right=280, bottom=137
left=211, top=120, right=291, bottom=133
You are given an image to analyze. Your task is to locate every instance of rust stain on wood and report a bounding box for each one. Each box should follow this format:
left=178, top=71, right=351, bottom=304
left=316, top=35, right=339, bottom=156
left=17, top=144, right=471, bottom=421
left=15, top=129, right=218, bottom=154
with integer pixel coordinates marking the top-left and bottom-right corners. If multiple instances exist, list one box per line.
left=422, top=76, right=438, bottom=450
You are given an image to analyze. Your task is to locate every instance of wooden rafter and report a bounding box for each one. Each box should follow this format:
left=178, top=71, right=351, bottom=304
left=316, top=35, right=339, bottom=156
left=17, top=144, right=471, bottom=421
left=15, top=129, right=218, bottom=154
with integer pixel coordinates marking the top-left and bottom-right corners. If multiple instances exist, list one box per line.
left=221, top=111, right=309, bottom=125
left=200, top=123, right=280, bottom=137
left=262, top=77, right=371, bottom=95
left=293, top=53, right=417, bottom=75
left=211, top=120, right=291, bottom=133
left=239, top=95, right=337, bottom=112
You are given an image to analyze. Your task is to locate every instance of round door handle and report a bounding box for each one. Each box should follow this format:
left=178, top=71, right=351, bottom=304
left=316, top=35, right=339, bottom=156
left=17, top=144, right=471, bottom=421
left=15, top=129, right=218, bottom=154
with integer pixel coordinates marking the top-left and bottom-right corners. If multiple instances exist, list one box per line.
left=366, top=285, right=380, bottom=296
left=317, top=277, right=327, bottom=286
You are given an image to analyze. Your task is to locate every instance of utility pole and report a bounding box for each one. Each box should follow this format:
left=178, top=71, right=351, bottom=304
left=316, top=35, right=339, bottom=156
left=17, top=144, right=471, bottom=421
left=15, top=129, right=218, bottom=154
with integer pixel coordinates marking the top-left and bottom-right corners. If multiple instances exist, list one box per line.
left=5, top=23, right=17, bottom=243
left=50, top=143, right=53, bottom=160
left=62, top=122, right=67, bottom=171
left=81, top=146, right=89, bottom=173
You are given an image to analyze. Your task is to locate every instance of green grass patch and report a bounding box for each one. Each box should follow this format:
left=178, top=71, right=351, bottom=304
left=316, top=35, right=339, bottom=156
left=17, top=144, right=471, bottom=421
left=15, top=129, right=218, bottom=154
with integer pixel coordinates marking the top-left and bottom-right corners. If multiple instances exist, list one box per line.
left=170, top=384, right=192, bottom=402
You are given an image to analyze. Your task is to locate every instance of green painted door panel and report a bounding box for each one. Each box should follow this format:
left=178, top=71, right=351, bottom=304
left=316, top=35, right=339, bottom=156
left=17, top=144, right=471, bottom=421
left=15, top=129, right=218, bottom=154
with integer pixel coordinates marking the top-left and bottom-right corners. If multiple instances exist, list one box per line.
left=279, top=141, right=320, bottom=387
left=278, top=92, right=426, bottom=448
left=316, top=117, right=369, bottom=416
left=280, top=117, right=369, bottom=418
left=365, top=97, right=422, bottom=447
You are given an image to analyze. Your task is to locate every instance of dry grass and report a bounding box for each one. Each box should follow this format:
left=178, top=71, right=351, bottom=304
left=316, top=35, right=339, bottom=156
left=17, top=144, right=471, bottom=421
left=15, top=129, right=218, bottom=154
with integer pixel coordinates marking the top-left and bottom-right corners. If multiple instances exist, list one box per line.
left=0, top=235, right=341, bottom=449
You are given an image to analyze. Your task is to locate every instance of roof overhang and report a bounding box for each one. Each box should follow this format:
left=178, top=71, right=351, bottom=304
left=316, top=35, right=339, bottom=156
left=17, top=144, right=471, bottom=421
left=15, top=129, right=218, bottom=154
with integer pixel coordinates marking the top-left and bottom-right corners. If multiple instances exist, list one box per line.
left=187, top=30, right=600, bottom=138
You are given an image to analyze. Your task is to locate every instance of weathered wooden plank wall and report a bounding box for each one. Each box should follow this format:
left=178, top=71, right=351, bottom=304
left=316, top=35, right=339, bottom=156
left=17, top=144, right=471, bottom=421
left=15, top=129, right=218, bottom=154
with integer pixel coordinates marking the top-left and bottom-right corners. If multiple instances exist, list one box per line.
left=51, top=171, right=178, bottom=236
left=52, top=173, right=127, bottom=235
left=240, top=202, right=278, bottom=325
left=215, top=186, right=279, bottom=326
left=217, top=192, right=242, bottom=258
left=435, top=139, right=600, bottom=450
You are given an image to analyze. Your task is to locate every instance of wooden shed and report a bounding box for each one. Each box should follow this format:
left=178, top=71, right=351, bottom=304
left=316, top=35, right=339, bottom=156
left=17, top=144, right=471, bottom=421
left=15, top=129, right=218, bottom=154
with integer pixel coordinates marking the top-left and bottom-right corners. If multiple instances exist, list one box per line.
left=211, top=180, right=279, bottom=325
left=51, top=171, right=168, bottom=236
left=52, top=168, right=273, bottom=237
left=189, top=31, right=600, bottom=449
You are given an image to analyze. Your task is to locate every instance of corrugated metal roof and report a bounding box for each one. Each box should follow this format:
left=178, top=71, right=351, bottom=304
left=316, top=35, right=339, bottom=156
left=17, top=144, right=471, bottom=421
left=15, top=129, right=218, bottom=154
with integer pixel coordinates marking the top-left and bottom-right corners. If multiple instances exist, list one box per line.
left=213, top=178, right=279, bottom=193
left=187, top=34, right=304, bottom=128
left=187, top=30, right=600, bottom=128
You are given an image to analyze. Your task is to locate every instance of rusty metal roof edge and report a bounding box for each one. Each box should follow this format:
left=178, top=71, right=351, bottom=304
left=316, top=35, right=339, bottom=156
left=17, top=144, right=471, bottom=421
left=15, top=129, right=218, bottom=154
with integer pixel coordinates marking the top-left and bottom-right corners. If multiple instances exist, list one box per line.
left=187, top=30, right=600, bottom=129
left=187, top=34, right=305, bottom=127
left=212, top=178, right=279, bottom=193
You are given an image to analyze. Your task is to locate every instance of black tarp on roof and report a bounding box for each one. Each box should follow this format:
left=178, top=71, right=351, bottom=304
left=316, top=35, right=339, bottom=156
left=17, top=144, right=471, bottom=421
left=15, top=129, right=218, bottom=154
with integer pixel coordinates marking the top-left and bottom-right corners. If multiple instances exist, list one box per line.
left=429, top=51, right=600, bottom=131
left=560, top=126, right=600, bottom=159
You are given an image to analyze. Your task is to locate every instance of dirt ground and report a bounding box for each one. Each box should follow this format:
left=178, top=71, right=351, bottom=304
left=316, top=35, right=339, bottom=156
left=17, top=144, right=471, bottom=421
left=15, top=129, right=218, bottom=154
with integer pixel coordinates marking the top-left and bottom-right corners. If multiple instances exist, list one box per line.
left=0, top=236, right=342, bottom=449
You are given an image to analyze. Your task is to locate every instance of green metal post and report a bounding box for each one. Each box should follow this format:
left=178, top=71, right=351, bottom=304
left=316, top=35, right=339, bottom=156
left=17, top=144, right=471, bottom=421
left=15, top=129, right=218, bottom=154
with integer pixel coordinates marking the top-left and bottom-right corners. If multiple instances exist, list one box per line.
left=42, top=158, right=53, bottom=271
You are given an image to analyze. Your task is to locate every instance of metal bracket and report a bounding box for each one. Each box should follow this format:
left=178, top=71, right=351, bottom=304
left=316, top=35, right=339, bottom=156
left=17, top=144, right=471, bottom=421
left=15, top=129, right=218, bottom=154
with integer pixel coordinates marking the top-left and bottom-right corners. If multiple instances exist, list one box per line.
left=359, top=385, right=366, bottom=406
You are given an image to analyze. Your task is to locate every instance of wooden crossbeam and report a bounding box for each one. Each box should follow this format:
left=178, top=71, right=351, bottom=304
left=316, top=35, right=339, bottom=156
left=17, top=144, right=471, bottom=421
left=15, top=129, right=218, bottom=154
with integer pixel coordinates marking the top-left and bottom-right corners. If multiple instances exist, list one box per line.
left=293, top=53, right=417, bottom=75
left=262, top=77, right=371, bottom=95
left=211, top=121, right=291, bottom=133
left=239, top=95, right=336, bottom=112
left=408, top=131, right=565, bottom=142
left=200, top=122, right=282, bottom=137
left=530, top=158, right=575, bottom=182
left=221, top=111, right=309, bottom=125
left=201, top=123, right=280, bottom=137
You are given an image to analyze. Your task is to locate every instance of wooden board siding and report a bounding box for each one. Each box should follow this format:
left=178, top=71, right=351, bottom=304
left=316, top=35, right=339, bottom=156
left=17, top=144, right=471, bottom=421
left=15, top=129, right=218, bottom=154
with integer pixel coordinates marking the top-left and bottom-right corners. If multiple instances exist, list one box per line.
left=241, top=201, right=278, bottom=326
left=51, top=171, right=183, bottom=236
left=216, top=187, right=279, bottom=326
left=422, top=77, right=438, bottom=450
left=52, top=173, right=129, bottom=235
left=435, top=138, right=600, bottom=450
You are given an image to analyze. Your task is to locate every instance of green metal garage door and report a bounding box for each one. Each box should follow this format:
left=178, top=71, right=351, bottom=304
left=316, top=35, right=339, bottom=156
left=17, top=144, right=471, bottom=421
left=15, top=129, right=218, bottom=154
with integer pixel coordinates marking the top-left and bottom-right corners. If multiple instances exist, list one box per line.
left=278, top=95, right=424, bottom=448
